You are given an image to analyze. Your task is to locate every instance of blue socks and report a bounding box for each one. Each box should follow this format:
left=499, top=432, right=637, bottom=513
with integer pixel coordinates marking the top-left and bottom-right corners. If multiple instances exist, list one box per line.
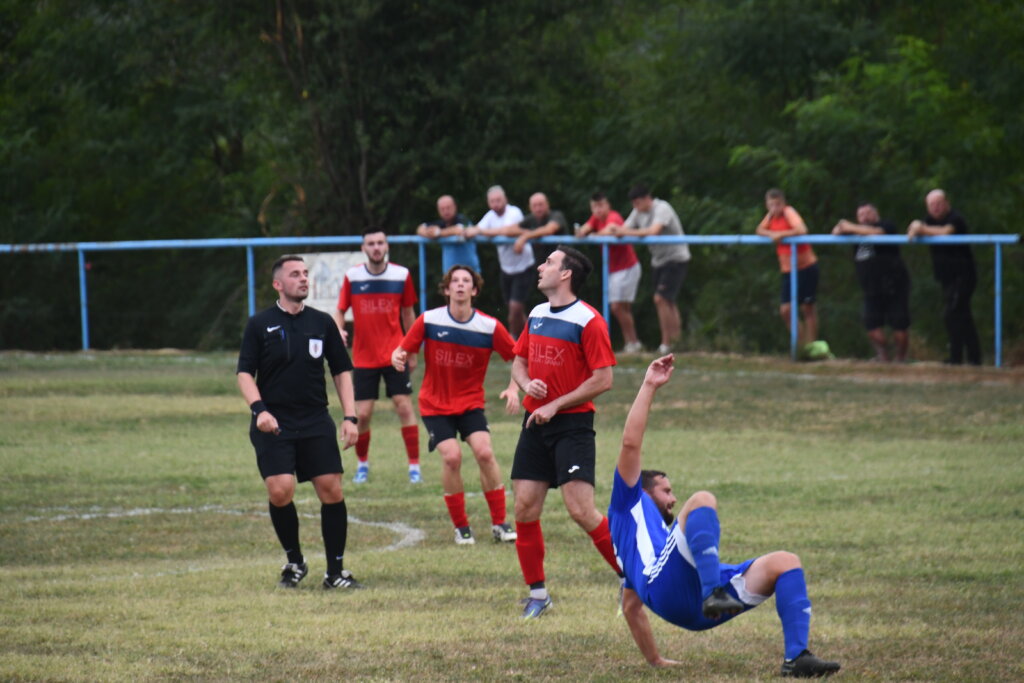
left=775, top=568, right=812, bottom=660
left=684, top=506, right=722, bottom=599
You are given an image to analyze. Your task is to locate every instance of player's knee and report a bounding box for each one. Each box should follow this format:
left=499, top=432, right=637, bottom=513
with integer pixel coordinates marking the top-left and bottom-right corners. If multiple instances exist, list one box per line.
left=687, top=490, right=717, bottom=510
left=473, top=447, right=496, bottom=467
left=775, top=551, right=801, bottom=571
left=441, top=450, right=462, bottom=471
left=267, top=486, right=294, bottom=507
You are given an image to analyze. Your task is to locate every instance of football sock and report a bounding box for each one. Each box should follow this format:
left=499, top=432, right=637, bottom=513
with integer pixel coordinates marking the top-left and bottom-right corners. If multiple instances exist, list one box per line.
left=529, top=585, right=548, bottom=600
left=775, top=568, right=812, bottom=661
left=587, top=516, right=623, bottom=577
left=483, top=487, right=508, bottom=525
left=321, top=500, right=348, bottom=576
left=684, top=506, right=722, bottom=599
left=443, top=492, right=469, bottom=529
left=268, top=501, right=303, bottom=565
left=515, top=520, right=546, bottom=586
left=355, top=431, right=370, bottom=464
left=409, top=463, right=421, bottom=475
left=401, top=424, right=420, bottom=465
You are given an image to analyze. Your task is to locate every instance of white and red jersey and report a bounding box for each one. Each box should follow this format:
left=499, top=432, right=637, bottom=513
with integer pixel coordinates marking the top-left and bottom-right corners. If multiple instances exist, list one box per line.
left=337, top=262, right=417, bottom=368
left=514, top=299, right=616, bottom=415
left=400, top=306, right=516, bottom=416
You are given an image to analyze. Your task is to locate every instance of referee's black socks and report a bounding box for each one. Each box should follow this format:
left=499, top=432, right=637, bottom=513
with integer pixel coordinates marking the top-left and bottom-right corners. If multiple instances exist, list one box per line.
left=322, top=500, right=348, bottom=576
left=268, top=501, right=304, bottom=566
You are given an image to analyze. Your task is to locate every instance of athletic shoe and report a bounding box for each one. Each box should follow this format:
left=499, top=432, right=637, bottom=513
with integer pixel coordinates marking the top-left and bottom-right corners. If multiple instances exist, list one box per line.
left=323, top=569, right=364, bottom=590
left=454, top=526, right=475, bottom=545
left=277, top=561, right=308, bottom=589
left=352, top=464, right=369, bottom=484
left=491, top=523, right=517, bottom=543
left=409, top=468, right=421, bottom=484
left=780, top=650, right=841, bottom=678
left=520, top=595, right=552, bottom=619
left=701, top=586, right=745, bottom=619
left=622, top=341, right=644, bottom=354
left=657, top=344, right=672, bottom=355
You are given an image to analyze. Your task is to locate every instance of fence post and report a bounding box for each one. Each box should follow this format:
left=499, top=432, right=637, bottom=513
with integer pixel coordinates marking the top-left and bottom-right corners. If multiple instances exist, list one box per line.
left=246, top=246, right=256, bottom=317
left=789, top=245, right=798, bottom=360
left=995, top=242, right=1003, bottom=368
left=418, top=241, right=427, bottom=312
left=78, top=249, right=90, bottom=351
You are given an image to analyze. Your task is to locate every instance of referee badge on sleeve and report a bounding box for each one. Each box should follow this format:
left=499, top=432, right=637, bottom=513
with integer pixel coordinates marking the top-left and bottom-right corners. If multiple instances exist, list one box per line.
left=308, top=339, right=323, bottom=358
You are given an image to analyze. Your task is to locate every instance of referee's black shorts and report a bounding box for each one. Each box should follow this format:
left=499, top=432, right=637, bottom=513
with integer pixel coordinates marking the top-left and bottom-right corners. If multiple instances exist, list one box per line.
left=250, top=412, right=342, bottom=482
left=511, top=411, right=595, bottom=488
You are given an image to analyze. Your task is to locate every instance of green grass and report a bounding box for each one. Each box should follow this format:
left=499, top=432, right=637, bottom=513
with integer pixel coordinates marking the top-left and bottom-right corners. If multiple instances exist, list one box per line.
left=1, top=351, right=1022, bottom=681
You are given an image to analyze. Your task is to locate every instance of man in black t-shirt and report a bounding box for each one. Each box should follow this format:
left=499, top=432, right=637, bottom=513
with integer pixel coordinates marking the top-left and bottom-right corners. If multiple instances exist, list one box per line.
left=834, top=202, right=911, bottom=361
left=237, top=255, right=363, bottom=590
left=908, top=189, right=981, bottom=365
left=512, top=192, right=568, bottom=266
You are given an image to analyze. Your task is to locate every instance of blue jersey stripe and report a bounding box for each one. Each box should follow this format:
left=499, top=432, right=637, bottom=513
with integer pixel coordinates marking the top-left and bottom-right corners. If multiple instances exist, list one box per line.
left=425, top=323, right=493, bottom=349
left=351, top=280, right=407, bottom=295
left=526, top=316, right=583, bottom=344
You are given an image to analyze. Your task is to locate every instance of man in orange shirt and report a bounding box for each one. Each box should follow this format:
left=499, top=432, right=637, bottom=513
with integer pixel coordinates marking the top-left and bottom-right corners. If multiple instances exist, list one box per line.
left=755, top=189, right=819, bottom=347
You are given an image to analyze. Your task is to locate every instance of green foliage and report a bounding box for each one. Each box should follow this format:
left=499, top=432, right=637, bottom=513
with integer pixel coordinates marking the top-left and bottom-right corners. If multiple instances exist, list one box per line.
left=0, top=0, right=1020, bottom=354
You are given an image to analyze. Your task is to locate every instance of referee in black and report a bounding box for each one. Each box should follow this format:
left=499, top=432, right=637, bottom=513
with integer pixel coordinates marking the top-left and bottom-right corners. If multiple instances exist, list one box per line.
left=237, top=255, right=362, bottom=589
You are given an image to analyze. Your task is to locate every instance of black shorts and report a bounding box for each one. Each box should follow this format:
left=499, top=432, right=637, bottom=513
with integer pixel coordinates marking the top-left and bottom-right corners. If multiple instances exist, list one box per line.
left=863, top=289, right=910, bottom=331
left=511, top=411, right=595, bottom=488
left=422, top=409, right=489, bottom=451
left=250, top=413, right=342, bottom=482
left=779, top=263, right=819, bottom=305
left=500, top=268, right=534, bottom=305
left=652, top=261, right=689, bottom=301
left=353, top=365, right=412, bottom=401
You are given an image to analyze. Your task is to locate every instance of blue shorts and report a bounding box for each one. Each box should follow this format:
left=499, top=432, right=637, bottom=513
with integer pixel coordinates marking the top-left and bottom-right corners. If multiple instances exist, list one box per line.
left=779, top=263, right=819, bottom=305
left=630, top=522, right=768, bottom=631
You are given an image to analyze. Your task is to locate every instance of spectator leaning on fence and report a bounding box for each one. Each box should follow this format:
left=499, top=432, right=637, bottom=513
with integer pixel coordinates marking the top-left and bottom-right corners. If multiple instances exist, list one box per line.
left=833, top=202, right=911, bottom=362
left=513, top=192, right=569, bottom=265
left=621, top=184, right=691, bottom=355
left=755, top=189, right=820, bottom=353
left=465, top=185, right=529, bottom=338
left=416, top=194, right=480, bottom=275
left=577, top=191, right=643, bottom=353
left=907, top=189, right=981, bottom=366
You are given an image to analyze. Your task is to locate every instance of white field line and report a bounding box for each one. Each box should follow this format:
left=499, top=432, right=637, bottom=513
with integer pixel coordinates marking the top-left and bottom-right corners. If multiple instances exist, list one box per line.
left=18, top=503, right=425, bottom=553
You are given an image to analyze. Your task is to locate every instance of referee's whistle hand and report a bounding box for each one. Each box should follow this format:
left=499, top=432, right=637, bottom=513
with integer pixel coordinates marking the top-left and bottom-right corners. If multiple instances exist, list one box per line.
left=256, top=412, right=280, bottom=435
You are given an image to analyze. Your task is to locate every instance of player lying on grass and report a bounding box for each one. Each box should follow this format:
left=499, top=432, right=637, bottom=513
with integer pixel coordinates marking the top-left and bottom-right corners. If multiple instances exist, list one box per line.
left=608, top=354, right=841, bottom=678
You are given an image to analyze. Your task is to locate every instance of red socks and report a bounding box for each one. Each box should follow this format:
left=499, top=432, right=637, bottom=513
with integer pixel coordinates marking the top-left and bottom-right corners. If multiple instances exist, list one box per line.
left=515, top=520, right=546, bottom=586
left=483, top=487, right=507, bottom=525
left=401, top=424, right=420, bottom=465
left=355, top=431, right=370, bottom=464
left=588, top=516, right=622, bottom=576
left=443, top=492, right=469, bottom=529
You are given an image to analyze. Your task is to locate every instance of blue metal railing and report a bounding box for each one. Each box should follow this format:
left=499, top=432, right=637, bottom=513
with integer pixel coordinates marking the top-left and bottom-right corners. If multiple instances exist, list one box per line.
left=2, top=233, right=1019, bottom=365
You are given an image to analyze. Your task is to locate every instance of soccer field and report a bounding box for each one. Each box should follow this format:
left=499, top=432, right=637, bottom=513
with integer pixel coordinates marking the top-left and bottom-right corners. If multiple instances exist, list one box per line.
left=1, top=351, right=1022, bottom=681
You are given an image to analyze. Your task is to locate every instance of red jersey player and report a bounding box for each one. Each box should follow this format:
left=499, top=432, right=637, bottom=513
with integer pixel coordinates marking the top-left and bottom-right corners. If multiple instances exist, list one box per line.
left=509, top=245, right=620, bottom=618
left=392, top=266, right=521, bottom=545
left=334, top=229, right=421, bottom=484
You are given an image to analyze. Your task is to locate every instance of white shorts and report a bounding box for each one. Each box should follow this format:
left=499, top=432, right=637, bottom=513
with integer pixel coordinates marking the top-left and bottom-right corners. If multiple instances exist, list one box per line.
left=609, top=262, right=641, bottom=303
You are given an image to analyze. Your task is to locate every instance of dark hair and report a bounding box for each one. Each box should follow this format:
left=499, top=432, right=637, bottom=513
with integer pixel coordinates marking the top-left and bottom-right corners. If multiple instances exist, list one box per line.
left=640, top=469, right=667, bottom=493
left=627, top=184, right=651, bottom=201
left=271, top=254, right=305, bottom=280
left=556, top=244, right=593, bottom=295
left=438, top=264, right=484, bottom=301
left=362, top=226, right=387, bottom=237
left=765, top=188, right=786, bottom=201
left=590, top=191, right=608, bottom=203
left=856, top=201, right=875, bottom=210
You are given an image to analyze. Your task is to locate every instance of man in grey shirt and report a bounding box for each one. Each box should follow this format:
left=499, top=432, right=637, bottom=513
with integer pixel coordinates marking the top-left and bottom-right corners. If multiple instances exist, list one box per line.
left=618, top=185, right=691, bottom=354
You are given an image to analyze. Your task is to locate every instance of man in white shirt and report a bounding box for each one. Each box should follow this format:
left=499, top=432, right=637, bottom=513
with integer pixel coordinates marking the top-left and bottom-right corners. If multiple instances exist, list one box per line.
left=466, top=185, right=530, bottom=337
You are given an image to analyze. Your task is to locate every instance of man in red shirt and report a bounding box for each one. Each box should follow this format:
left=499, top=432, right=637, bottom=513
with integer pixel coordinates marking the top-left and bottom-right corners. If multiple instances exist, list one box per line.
left=509, top=245, right=620, bottom=618
left=578, top=192, right=643, bottom=353
left=334, top=229, right=421, bottom=484
left=392, top=266, right=520, bottom=544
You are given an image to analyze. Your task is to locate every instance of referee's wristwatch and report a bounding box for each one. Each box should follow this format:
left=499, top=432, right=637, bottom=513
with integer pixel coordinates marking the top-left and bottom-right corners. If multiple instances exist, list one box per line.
left=343, top=416, right=358, bottom=424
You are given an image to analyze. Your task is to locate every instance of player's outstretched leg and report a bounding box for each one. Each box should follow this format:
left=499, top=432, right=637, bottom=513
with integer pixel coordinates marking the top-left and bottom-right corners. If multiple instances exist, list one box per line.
left=774, top=567, right=839, bottom=677
left=680, top=493, right=744, bottom=618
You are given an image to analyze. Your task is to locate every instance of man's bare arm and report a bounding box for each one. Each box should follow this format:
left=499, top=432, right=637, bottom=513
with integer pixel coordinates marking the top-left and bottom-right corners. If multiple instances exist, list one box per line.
left=622, top=588, right=681, bottom=667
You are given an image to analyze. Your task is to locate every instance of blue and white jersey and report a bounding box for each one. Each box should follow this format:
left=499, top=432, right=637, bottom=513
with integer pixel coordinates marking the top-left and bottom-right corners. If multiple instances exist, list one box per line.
left=608, top=468, right=672, bottom=602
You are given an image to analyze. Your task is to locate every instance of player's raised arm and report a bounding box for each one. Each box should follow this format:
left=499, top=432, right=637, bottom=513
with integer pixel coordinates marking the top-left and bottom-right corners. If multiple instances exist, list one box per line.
left=616, top=354, right=675, bottom=487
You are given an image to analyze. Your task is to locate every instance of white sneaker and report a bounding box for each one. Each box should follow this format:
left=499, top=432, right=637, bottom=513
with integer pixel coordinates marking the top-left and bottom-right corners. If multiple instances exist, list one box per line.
left=491, top=523, right=517, bottom=542
left=454, top=526, right=475, bottom=545
left=657, top=344, right=672, bottom=355
left=622, top=342, right=644, bottom=354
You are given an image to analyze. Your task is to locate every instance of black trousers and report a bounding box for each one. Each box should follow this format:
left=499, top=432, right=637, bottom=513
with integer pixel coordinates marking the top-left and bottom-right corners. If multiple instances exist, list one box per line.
left=939, top=272, right=981, bottom=365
